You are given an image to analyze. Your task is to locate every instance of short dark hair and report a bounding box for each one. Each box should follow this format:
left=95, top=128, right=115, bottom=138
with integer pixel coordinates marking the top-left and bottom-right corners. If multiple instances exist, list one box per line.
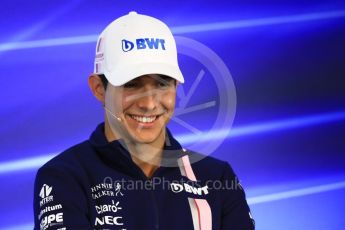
left=98, top=74, right=177, bottom=90
left=98, top=74, right=108, bottom=89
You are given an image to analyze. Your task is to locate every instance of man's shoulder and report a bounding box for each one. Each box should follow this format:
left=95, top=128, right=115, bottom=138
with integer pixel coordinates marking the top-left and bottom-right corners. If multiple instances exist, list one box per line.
left=188, top=150, right=228, bottom=167
left=187, top=150, right=234, bottom=179
left=38, top=140, right=93, bottom=173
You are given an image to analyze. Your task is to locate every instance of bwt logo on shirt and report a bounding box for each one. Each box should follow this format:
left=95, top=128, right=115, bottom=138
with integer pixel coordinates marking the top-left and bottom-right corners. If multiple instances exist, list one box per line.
left=122, top=38, right=166, bottom=52
left=170, top=182, right=209, bottom=195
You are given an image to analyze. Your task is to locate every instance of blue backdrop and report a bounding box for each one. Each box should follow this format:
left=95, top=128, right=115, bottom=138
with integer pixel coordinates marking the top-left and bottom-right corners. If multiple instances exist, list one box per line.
left=1, top=0, right=345, bottom=229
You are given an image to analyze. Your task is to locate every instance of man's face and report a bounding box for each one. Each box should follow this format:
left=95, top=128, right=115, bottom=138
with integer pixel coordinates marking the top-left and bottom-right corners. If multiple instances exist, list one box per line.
left=105, top=74, right=177, bottom=144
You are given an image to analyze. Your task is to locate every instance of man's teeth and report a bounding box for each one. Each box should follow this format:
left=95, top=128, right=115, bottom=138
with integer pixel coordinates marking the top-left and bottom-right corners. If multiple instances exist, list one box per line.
left=131, top=115, right=157, bottom=123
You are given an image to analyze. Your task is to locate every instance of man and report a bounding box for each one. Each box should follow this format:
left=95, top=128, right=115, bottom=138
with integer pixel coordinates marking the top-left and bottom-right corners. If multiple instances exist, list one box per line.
left=34, top=11, right=254, bottom=230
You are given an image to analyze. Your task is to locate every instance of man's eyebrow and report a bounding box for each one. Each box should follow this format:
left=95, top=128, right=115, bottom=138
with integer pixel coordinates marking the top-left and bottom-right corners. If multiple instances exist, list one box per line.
left=156, top=75, right=174, bottom=83
left=160, top=75, right=174, bottom=80
left=128, top=75, right=175, bottom=84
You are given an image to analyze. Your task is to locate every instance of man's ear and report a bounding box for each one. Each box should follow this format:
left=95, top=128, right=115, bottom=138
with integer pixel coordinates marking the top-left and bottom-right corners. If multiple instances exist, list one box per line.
left=88, top=74, right=106, bottom=104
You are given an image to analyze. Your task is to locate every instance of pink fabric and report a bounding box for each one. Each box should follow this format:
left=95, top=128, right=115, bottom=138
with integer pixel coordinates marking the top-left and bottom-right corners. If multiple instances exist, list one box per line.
left=180, top=155, right=212, bottom=230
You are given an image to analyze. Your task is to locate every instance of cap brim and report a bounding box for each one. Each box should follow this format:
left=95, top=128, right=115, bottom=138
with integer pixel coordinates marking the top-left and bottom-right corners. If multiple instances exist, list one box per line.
left=104, top=62, right=184, bottom=86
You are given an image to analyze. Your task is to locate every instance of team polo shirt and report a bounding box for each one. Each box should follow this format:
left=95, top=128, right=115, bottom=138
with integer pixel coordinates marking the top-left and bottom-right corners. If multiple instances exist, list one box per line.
left=34, top=123, right=254, bottom=230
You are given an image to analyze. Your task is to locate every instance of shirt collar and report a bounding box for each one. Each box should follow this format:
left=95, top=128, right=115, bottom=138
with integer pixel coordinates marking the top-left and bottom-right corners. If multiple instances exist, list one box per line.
left=89, top=123, right=187, bottom=170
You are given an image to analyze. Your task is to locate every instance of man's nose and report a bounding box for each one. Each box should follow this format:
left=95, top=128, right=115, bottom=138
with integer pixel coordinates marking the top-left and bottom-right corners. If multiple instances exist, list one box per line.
left=136, top=88, right=159, bottom=111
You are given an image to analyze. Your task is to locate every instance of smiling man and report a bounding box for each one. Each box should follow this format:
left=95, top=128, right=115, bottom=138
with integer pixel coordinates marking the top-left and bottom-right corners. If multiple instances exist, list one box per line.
left=95, top=74, right=178, bottom=177
left=34, top=11, right=254, bottom=230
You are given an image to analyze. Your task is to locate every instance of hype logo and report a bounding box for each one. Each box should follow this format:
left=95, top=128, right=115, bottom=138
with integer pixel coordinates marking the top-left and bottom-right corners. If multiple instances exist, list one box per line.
left=122, top=38, right=166, bottom=52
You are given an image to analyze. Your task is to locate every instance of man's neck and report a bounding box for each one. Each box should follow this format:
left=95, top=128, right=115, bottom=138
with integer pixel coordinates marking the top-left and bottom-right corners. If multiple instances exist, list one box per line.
left=104, top=121, right=165, bottom=178
left=128, top=144, right=163, bottom=178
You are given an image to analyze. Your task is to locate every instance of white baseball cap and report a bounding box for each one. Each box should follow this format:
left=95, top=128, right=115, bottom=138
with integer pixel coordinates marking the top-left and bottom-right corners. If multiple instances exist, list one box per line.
left=94, top=11, right=184, bottom=86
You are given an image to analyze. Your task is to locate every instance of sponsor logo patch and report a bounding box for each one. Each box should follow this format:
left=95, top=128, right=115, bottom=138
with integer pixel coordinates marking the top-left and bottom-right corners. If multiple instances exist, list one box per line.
left=39, top=184, right=54, bottom=207
left=91, top=183, right=115, bottom=199
left=40, top=212, right=63, bottom=230
left=95, top=216, right=124, bottom=226
left=170, top=182, right=209, bottom=195
left=38, top=204, right=63, bottom=220
left=122, top=38, right=166, bottom=52
left=95, top=200, right=122, bottom=214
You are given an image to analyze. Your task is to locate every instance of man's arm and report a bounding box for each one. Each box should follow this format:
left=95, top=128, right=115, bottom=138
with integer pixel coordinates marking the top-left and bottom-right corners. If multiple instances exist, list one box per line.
left=33, top=166, right=92, bottom=230
left=220, top=162, right=255, bottom=230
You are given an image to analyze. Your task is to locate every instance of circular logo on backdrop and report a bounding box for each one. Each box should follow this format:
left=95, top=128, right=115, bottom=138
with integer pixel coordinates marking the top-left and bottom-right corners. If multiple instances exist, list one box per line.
left=169, top=36, right=237, bottom=164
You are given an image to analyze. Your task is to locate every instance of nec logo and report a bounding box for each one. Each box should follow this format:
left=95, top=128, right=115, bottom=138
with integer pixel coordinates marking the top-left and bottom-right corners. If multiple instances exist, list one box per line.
left=122, top=38, right=166, bottom=52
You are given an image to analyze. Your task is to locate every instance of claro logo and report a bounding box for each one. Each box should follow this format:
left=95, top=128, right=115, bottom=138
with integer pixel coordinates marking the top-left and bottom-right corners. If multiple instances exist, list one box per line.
left=170, top=182, right=209, bottom=195
left=122, top=38, right=166, bottom=52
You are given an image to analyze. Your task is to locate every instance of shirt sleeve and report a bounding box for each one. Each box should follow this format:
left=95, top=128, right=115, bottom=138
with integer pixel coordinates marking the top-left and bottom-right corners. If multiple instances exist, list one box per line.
left=33, top=166, right=92, bottom=230
left=220, top=162, right=255, bottom=230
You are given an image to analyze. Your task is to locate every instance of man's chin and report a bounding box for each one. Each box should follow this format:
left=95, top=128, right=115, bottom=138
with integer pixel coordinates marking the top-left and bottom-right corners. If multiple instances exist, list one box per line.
left=131, top=135, right=159, bottom=144
left=126, top=128, right=164, bottom=144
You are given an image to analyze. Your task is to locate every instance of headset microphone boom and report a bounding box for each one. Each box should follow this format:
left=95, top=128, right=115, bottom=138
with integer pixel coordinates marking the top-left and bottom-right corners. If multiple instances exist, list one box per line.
left=104, top=106, right=122, bottom=122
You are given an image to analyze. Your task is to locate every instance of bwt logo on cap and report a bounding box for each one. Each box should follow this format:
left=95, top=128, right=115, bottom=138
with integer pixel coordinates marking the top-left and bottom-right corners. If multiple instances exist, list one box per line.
left=122, top=38, right=166, bottom=52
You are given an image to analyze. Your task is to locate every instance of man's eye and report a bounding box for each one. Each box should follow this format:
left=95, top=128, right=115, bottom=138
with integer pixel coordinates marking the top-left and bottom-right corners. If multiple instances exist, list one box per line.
left=158, top=81, right=169, bottom=87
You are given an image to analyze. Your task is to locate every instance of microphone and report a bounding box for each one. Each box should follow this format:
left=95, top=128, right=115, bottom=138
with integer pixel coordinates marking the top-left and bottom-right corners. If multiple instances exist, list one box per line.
left=104, top=106, right=122, bottom=122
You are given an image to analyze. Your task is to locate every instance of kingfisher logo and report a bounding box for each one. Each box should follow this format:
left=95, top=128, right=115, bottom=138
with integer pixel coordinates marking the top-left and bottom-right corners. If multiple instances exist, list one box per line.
left=122, top=38, right=166, bottom=52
